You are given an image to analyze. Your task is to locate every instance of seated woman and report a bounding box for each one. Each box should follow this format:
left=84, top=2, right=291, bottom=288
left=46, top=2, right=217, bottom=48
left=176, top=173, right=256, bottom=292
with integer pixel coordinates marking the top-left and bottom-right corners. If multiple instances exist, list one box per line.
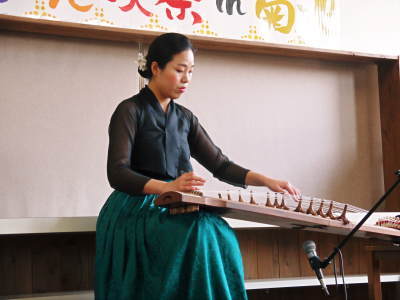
left=95, top=32, right=300, bottom=300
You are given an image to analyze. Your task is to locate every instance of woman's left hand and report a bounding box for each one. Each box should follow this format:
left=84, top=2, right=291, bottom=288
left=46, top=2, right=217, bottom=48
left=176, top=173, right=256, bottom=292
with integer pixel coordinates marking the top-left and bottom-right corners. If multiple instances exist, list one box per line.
left=264, top=177, right=301, bottom=200
left=245, top=171, right=301, bottom=200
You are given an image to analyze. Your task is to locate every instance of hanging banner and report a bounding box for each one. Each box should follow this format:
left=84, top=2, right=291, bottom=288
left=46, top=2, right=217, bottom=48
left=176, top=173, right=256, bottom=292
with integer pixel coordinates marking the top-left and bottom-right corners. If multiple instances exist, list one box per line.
left=0, top=0, right=339, bottom=48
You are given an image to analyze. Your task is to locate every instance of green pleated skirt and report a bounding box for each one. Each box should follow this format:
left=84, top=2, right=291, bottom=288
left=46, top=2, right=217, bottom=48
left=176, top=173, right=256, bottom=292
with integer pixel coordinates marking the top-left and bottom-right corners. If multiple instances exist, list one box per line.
left=95, top=190, right=248, bottom=300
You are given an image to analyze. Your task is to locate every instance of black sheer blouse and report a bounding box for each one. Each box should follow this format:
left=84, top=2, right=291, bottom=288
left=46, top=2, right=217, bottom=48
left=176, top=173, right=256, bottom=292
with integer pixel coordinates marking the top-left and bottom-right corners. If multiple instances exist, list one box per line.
left=107, top=85, right=249, bottom=195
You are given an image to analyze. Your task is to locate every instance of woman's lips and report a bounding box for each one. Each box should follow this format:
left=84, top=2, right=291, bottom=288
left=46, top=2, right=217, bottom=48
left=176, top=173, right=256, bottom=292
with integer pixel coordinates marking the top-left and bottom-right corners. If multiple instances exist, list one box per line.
left=178, top=87, right=186, bottom=93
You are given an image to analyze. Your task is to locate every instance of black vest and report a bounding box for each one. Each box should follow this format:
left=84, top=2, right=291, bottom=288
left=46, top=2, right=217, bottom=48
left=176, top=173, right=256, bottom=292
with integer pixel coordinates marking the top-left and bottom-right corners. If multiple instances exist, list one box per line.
left=131, top=86, right=193, bottom=180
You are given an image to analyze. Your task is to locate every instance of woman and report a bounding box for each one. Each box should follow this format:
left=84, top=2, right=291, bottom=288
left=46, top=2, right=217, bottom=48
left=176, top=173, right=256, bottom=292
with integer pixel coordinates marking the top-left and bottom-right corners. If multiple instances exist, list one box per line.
left=95, top=32, right=300, bottom=300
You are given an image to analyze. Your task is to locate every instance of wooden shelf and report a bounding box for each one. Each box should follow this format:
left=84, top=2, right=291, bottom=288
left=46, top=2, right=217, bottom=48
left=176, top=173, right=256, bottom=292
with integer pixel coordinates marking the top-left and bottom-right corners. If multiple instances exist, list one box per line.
left=0, top=14, right=398, bottom=63
left=245, top=274, right=400, bottom=290
left=0, top=216, right=276, bottom=235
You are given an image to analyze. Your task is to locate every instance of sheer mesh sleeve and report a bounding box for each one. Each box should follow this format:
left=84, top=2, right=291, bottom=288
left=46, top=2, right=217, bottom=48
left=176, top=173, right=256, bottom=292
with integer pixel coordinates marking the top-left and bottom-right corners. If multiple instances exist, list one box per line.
left=188, top=114, right=249, bottom=188
left=107, top=100, right=151, bottom=195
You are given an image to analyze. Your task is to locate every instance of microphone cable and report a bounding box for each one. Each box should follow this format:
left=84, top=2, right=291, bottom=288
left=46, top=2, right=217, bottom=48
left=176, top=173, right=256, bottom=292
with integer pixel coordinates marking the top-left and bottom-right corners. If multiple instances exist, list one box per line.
left=333, top=256, right=339, bottom=294
left=338, top=249, right=348, bottom=300
left=332, top=250, right=348, bottom=300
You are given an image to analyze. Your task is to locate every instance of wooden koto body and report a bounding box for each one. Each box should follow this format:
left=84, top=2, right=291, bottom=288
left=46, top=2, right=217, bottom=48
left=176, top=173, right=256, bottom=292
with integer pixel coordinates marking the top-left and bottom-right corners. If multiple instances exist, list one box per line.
left=154, top=191, right=400, bottom=241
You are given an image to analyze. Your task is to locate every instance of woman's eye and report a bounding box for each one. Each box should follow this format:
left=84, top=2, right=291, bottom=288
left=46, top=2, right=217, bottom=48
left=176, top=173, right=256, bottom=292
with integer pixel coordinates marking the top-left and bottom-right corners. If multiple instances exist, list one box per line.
left=176, top=69, right=184, bottom=73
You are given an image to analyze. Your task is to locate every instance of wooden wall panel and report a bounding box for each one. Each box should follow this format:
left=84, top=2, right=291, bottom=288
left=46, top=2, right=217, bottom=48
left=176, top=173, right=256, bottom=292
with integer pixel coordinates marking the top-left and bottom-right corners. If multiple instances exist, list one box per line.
left=0, top=229, right=398, bottom=297
left=315, top=233, right=339, bottom=276
left=31, top=238, right=62, bottom=293
left=86, top=236, right=96, bottom=290
left=359, top=238, right=370, bottom=274
left=378, top=58, right=400, bottom=212
left=14, top=238, right=33, bottom=294
left=58, top=238, right=87, bottom=290
left=255, top=229, right=279, bottom=279
left=237, top=229, right=398, bottom=281
left=0, top=242, right=18, bottom=295
left=0, top=233, right=95, bottom=297
left=277, top=230, right=301, bottom=278
left=0, top=237, right=33, bottom=295
left=340, top=238, right=361, bottom=274
left=236, top=230, right=259, bottom=279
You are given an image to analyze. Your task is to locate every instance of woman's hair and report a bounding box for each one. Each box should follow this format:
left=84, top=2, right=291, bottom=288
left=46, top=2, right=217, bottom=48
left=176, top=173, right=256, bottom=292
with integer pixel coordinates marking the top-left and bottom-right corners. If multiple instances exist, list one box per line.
left=138, top=33, right=194, bottom=79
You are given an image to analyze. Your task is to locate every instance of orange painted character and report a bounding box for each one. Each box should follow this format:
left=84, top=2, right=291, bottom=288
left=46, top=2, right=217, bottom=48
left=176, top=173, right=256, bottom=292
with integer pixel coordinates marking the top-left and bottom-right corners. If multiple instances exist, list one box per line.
left=49, top=0, right=93, bottom=12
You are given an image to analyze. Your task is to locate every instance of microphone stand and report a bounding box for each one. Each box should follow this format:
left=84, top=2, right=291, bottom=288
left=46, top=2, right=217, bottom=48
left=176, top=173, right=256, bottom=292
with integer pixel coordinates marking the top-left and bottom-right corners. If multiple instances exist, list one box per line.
left=315, top=170, right=400, bottom=270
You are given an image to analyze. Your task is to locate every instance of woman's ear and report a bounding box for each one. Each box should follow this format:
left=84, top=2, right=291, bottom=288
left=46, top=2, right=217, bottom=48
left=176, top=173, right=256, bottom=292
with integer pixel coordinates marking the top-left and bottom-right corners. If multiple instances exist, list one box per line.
left=150, top=61, right=159, bottom=77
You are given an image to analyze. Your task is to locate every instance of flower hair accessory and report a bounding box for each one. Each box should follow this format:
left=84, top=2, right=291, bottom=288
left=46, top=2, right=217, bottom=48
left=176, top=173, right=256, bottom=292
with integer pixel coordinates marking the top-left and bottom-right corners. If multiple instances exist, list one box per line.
left=136, top=52, right=147, bottom=71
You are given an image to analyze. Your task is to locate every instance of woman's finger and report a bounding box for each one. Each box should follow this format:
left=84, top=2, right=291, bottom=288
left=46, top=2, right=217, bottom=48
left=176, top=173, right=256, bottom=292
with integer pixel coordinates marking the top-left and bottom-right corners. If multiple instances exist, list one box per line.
left=273, top=185, right=286, bottom=193
left=183, top=177, right=205, bottom=185
left=294, top=187, right=301, bottom=197
left=285, top=184, right=296, bottom=195
left=182, top=181, right=204, bottom=188
left=181, top=185, right=199, bottom=192
left=285, top=183, right=300, bottom=201
left=180, top=172, right=206, bottom=183
left=187, top=174, right=206, bottom=182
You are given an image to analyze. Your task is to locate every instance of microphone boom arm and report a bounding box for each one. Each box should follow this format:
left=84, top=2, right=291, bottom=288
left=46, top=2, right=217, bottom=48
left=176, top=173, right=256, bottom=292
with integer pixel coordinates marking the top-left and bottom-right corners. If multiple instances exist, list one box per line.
left=317, top=170, right=400, bottom=270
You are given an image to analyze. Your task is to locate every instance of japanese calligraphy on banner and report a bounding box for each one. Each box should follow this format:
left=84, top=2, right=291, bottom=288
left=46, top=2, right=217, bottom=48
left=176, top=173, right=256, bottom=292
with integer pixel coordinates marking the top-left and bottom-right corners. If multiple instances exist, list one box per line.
left=0, top=0, right=340, bottom=48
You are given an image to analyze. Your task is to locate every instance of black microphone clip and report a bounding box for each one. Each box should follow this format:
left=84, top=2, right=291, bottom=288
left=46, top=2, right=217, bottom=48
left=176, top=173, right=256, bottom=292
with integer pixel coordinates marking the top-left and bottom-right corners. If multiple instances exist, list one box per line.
left=309, top=255, right=323, bottom=270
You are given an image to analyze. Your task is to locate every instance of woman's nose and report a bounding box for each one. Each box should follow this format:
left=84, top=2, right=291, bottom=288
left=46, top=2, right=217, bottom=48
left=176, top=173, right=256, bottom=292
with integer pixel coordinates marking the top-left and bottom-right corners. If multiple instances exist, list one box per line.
left=182, top=72, right=191, bottom=83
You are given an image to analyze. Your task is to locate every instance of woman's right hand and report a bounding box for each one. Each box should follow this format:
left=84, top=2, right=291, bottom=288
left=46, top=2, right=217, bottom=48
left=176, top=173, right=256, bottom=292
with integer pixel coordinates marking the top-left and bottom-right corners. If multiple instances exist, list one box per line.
left=161, top=172, right=206, bottom=194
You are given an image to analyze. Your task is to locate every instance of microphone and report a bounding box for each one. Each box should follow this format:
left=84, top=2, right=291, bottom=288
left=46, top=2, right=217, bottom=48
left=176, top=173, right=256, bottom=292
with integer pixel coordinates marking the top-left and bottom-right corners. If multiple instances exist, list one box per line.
left=303, top=240, right=330, bottom=296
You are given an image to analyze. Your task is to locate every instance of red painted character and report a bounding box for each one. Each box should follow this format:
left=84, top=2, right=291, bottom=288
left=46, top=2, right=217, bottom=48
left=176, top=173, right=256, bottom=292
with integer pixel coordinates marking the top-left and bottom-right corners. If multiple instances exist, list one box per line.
left=156, top=0, right=203, bottom=24
left=108, top=0, right=152, bottom=16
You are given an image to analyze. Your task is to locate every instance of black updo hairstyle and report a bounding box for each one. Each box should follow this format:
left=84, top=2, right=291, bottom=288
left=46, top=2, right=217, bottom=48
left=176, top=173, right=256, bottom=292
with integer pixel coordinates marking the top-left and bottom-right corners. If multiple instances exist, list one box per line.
left=138, top=33, right=194, bottom=79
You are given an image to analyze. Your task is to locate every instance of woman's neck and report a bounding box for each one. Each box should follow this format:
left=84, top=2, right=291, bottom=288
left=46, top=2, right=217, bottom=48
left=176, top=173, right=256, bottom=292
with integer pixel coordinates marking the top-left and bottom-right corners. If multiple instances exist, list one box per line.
left=147, top=81, right=171, bottom=113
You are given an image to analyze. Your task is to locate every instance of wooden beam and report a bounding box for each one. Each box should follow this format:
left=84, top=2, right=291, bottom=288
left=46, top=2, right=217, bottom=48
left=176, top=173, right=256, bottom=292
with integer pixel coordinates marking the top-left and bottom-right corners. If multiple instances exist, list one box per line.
left=378, top=58, right=400, bottom=211
left=0, top=14, right=398, bottom=63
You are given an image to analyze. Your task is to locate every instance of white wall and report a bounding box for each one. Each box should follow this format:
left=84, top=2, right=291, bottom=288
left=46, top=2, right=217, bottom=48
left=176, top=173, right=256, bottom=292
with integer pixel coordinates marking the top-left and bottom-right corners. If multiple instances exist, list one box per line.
left=178, top=50, right=383, bottom=210
left=0, top=32, right=138, bottom=217
left=0, top=20, right=387, bottom=217
left=340, top=0, right=400, bottom=55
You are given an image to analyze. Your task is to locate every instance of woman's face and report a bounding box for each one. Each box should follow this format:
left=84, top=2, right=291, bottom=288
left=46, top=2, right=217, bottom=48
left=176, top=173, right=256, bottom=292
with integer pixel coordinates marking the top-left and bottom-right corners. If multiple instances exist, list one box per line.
left=151, top=49, right=194, bottom=100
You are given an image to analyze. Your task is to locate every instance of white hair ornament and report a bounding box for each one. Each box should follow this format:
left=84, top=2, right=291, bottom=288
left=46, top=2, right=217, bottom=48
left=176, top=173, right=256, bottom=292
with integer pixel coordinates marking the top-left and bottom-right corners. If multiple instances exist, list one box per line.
left=136, top=52, right=147, bottom=71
